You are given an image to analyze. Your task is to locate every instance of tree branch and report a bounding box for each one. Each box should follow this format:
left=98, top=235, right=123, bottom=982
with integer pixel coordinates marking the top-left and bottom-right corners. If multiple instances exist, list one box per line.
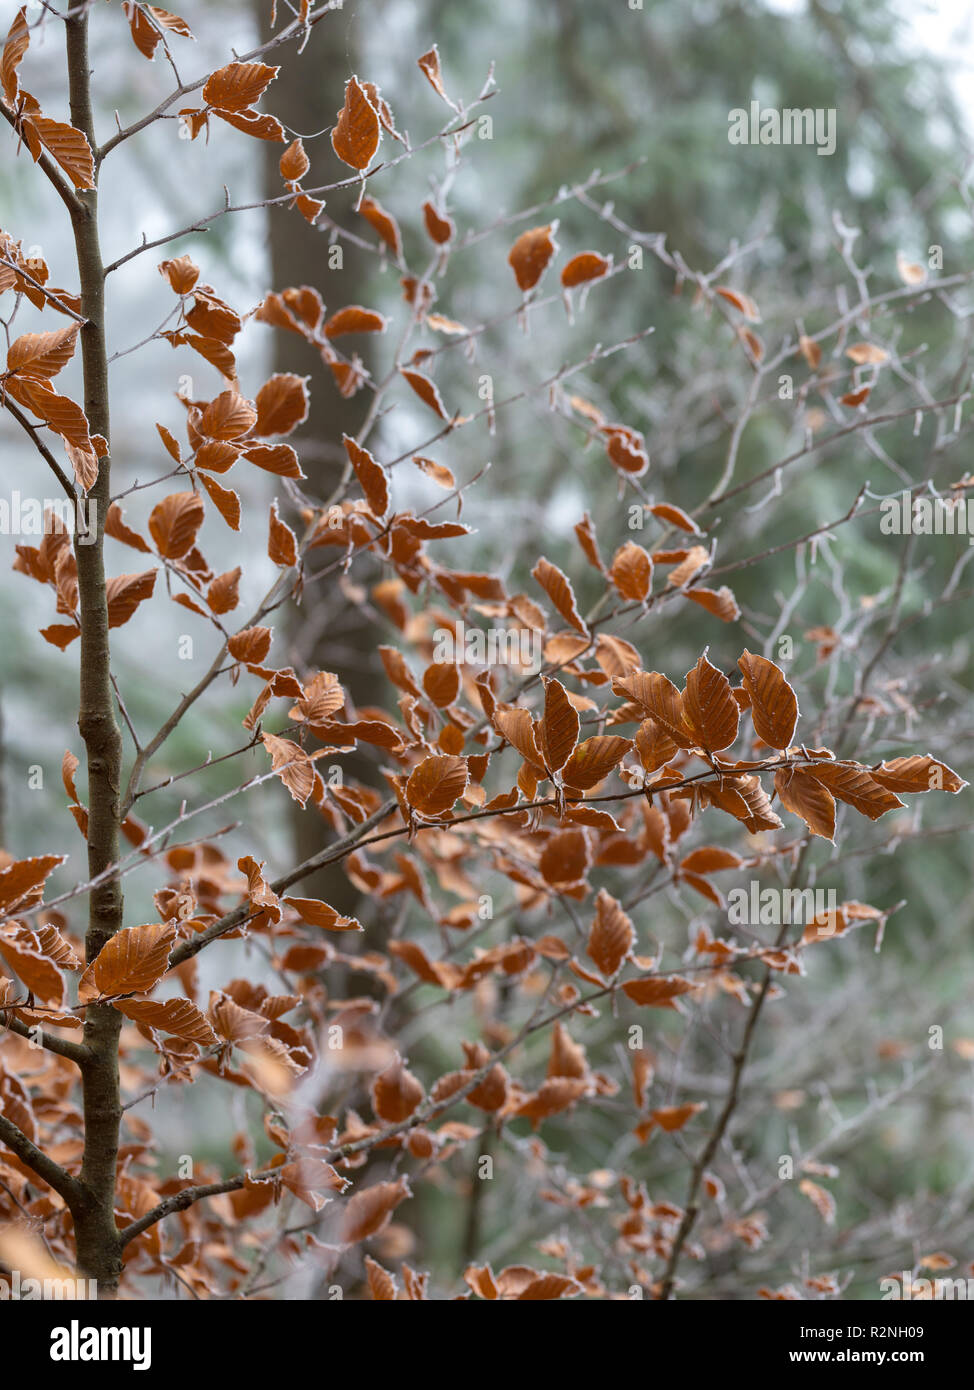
left=0, top=1111, right=85, bottom=1207
left=0, top=1009, right=91, bottom=1064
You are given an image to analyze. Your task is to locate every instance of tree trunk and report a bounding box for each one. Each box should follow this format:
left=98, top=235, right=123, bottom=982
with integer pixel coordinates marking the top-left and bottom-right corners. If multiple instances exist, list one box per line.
left=66, top=6, right=125, bottom=1296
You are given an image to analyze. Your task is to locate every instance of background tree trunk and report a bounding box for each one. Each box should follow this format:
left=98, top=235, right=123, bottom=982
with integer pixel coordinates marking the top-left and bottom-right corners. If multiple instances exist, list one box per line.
left=253, top=0, right=384, bottom=916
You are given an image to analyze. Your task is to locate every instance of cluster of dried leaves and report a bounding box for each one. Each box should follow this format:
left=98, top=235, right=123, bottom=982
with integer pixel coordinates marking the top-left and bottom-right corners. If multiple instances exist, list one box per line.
left=0, top=3, right=969, bottom=1301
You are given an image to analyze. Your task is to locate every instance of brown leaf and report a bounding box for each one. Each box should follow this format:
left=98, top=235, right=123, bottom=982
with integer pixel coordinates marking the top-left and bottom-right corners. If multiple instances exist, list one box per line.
left=539, top=827, right=590, bottom=886
left=324, top=306, right=387, bottom=338
left=508, top=223, right=559, bottom=292
left=493, top=704, right=543, bottom=769
left=207, top=566, right=241, bottom=614
left=78, top=922, right=177, bottom=1003
left=715, top=286, right=761, bottom=321
left=416, top=46, right=454, bottom=107
left=400, top=367, right=448, bottom=419
left=200, top=389, right=257, bottom=440
left=343, top=434, right=389, bottom=516
left=405, top=755, right=468, bottom=818
left=359, top=195, right=402, bottom=257
left=684, top=654, right=739, bottom=752
left=634, top=718, right=678, bottom=774
left=365, top=1256, right=398, bottom=1300
left=562, top=735, right=632, bottom=791
left=870, top=755, right=967, bottom=795
left=372, top=1054, right=424, bottom=1123
left=148, top=492, right=205, bottom=559
left=254, top=373, right=308, bottom=437
left=685, top=585, right=740, bottom=623
left=609, top=541, right=653, bottom=601
left=7, top=324, right=78, bottom=380
left=539, top=678, right=579, bottom=772
left=613, top=671, right=695, bottom=749
left=331, top=76, right=380, bottom=170
left=106, top=570, right=157, bottom=629
left=115, top=996, right=218, bottom=1046
left=810, top=762, right=905, bottom=820
left=228, top=625, right=272, bottom=663
left=651, top=1102, right=707, bottom=1133
left=27, top=115, right=95, bottom=190
left=422, top=200, right=455, bottom=245
left=268, top=500, right=298, bottom=567
left=622, top=975, right=698, bottom=1009
left=587, top=888, right=635, bottom=979
left=561, top=251, right=611, bottom=288
left=199, top=474, right=241, bottom=530
left=203, top=61, right=278, bottom=112
left=737, top=650, right=799, bottom=749
left=422, top=661, right=460, bottom=709
left=262, top=732, right=315, bottom=807
left=532, top=556, right=587, bottom=635
left=774, top=768, right=836, bottom=841
left=341, top=1176, right=412, bottom=1245
left=279, top=137, right=309, bottom=182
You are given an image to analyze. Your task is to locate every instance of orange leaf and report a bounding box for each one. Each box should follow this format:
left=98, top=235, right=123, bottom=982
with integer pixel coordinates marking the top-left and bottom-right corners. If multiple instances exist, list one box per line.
left=203, top=61, right=278, bottom=112
left=28, top=115, right=95, bottom=190
left=359, top=195, right=402, bottom=257
left=562, top=735, right=632, bottom=791
left=870, top=755, right=967, bottom=795
left=561, top=251, right=611, bottom=288
left=341, top=1177, right=412, bottom=1245
left=531, top=556, right=587, bottom=635
left=254, top=373, right=308, bottom=437
left=148, top=492, right=204, bottom=559
left=737, top=650, right=799, bottom=749
left=684, top=654, right=739, bottom=752
left=405, top=755, right=468, bottom=818
left=268, top=500, right=298, bottom=567
left=612, top=671, right=695, bottom=749
left=78, top=922, right=177, bottom=1003
left=539, top=677, right=579, bottom=772
left=587, top=888, right=635, bottom=979
left=685, top=586, right=740, bottom=622
left=228, top=625, right=272, bottom=664
left=372, top=1054, right=424, bottom=1122
left=400, top=367, right=448, bottom=419
left=279, top=137, right=309, bottom=182
left=199, top=473, right=241, bottom=531
left=106, top=570, right=157, bottom=629
left=324, top=306, right=387, bottom=338
left=508, top=223, right=559, bottom=292
left=200, top=389, right=257, bottom=440
left=115, top=996, right=218, bottom=1046
left=651, top=1102, right=706, bottom=1133
left=416, top=45, right=454, bottom=106
left=622, top=975, right=698, bottom=1009
left=7, top=324, right=78, bottom=380
left=774, top=768, right=836, bottom=841
left=262, top=732, right=315, bottom=806
left=331, top=76, right=380, bottom=170
left=422, top=200, right=455, bottom=245
left=343, top=434, right=389, bottom=517
left=609, top=541, right=652, bottom=601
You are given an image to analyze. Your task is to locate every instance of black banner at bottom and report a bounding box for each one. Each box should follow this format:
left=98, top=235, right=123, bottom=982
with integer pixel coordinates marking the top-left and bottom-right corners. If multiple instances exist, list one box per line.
left=0, top=1294, right=961, bottom=1378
